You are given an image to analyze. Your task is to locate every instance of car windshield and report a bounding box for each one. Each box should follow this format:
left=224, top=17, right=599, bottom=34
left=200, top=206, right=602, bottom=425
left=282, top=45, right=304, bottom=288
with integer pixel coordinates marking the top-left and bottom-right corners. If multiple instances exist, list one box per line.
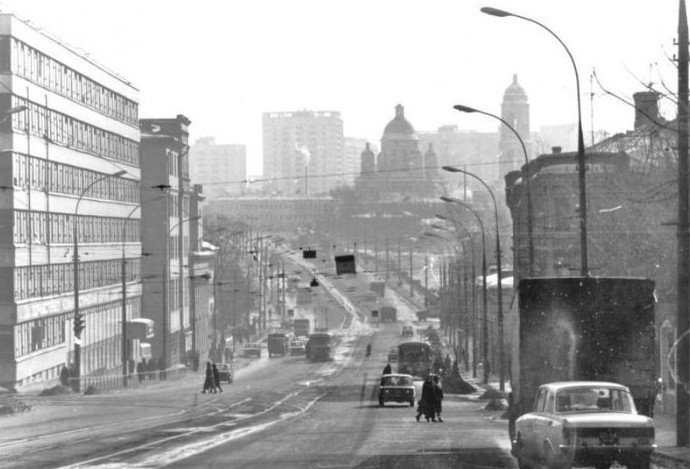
left=381, top=376, right=413, bottom=386
left=555, top=387, right=636, bottom=413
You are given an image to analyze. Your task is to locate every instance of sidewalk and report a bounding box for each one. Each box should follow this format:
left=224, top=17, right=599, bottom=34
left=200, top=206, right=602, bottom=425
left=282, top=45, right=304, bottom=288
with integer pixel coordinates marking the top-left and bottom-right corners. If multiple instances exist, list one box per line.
left=465, top=372, right=690, bottom=469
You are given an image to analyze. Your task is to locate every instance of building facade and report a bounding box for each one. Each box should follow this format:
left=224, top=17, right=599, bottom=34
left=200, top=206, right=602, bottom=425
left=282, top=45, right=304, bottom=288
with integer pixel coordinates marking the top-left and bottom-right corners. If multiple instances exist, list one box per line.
left=140, top=115, right=193, bottom=369
left=189, top=137, right=246, bottom=200
left=262, top=110, right=344, bottom=196
left=0, top=14, right=141, bottom=390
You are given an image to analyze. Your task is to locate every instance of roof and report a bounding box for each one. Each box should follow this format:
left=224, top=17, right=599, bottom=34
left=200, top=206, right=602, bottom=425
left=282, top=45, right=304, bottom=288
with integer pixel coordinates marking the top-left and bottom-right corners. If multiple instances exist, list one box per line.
left=539, top=381, right=630, bottom=391
left=383, top=104, right=416, bottom=136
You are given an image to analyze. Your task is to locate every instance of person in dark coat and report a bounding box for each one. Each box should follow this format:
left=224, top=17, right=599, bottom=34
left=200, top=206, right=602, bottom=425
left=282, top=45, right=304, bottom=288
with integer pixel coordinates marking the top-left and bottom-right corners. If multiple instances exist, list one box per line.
left=212, top=363, right=223, bottom=393
left=202, top=362, right=216, bottom=393
left=432, top=375, right=444, bottom=422
left=136, top=361, right=145, bottom=384
left=382, top=363, right=392, bottom=375
left=59, top=365, right=70, bottom=387
left=415, top=376, right=437, bottom=422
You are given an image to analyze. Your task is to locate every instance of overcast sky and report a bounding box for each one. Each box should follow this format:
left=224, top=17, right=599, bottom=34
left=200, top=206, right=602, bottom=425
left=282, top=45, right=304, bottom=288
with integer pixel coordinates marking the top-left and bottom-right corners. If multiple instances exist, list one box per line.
left=1, top=0, right=680, bottom=175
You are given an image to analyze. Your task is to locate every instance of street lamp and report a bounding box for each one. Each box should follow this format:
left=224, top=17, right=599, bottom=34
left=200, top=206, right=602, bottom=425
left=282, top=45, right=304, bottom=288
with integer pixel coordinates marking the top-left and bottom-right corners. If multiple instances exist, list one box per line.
left=431, top=221, right=476, bottom=375
left=453, top=104, right=534, bottom=277
left=72, top=169, right=126, bottom=392
left=437, top=210, right=487, bottom=381
left=168, top=215, right=201, bottom=366
left=481, top=6, right=588, bottom=277
left=442, top=166, right=505, bottom=391
left=120, top=195, right=165, bottom=386
left=437, top=207, right=488, bottom=383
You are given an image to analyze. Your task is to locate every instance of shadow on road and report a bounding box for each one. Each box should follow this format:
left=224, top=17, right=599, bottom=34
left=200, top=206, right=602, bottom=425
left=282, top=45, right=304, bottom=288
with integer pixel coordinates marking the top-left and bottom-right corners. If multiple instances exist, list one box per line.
left=350, top=447, right=515, bottom=469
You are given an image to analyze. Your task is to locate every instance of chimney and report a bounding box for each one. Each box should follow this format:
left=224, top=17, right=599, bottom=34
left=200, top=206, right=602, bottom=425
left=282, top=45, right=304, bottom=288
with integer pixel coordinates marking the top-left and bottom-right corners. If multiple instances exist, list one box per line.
left=633, top=91, right=661, bottom=130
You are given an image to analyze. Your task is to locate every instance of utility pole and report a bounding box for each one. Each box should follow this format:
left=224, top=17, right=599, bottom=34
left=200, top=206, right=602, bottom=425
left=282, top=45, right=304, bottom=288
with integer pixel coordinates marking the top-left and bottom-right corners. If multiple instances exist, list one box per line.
left=677, top=0, right=690, bottom=447
left=409, top=247, right=414, bottom=297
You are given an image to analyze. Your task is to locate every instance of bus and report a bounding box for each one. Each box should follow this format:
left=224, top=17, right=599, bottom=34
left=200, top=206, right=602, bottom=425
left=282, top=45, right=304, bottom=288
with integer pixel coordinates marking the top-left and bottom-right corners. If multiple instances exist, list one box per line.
left=306, top=332, right=334, bottom=361
left=267, top=332, right=290, bottom=357
left=397, top=341, right=432, bottom=379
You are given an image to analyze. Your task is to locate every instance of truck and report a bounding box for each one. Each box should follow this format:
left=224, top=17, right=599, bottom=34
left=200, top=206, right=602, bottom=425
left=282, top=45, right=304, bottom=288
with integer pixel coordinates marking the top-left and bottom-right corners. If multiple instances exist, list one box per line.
left=507, top=277, right=657, bottom=444
left=380, top=305, right=397, bottom=323
left=267, top=332, right=290, bottom=357
left=306, top=332, right=333, bottom=361
left=293, top=318, right=310, bottom=338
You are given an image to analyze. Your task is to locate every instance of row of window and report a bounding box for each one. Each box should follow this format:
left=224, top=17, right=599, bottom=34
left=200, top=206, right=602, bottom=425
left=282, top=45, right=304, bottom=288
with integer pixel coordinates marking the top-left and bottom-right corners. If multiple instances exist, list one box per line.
left=12, top=152, right=140, bottom=203
left=12, top=96, right=139, bottom=165
left=14, top=210, right=139, bottom=245
left=14, top=258, right=141, bottom=300
left=15, top=313, right=65, bottom=358
left=14, top=297, right=140, bottom=359
left=168, top=150, right=190, bottom=178
left=8, top=36, right=138, bottom=125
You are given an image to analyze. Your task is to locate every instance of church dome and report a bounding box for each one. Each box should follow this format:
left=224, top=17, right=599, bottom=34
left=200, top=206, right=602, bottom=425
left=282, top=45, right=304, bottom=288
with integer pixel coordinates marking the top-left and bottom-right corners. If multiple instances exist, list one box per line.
left=383, top=104, right=416, bottom=136
left=503, top=74, right=527, bottom=101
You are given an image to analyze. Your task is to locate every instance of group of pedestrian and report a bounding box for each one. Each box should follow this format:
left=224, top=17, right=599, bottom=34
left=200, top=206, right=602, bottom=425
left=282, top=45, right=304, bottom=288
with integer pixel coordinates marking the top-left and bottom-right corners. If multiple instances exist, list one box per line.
left=201, top=361, right=223, bottom=393
left=415, top=374, right=444, bottom=422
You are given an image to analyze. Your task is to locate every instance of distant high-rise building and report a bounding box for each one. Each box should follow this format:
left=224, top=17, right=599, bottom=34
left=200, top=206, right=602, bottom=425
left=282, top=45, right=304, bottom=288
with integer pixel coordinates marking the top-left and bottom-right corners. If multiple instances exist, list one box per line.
left=0, top=14, right=141, bottom=390
left=262, top=110, right=344, bottom=195
left=189, top=137, right=246, bottom=199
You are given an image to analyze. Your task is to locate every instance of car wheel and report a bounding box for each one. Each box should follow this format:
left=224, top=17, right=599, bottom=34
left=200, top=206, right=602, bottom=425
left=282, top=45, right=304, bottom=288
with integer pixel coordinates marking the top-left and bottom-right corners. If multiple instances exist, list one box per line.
left=409, top=400, right=415, bottom=407
left=378, top=400, right=384, bottom=407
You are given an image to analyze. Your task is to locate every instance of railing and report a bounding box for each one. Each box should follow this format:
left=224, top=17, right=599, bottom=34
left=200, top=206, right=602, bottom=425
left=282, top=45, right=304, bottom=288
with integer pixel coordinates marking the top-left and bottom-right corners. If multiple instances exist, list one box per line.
left=69, top=365, right=192, bottom=393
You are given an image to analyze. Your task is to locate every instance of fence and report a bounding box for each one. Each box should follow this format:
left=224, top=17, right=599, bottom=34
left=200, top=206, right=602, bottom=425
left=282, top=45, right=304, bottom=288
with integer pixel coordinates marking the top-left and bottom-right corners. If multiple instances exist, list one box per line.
left=70, top=365, right=192, bottom=393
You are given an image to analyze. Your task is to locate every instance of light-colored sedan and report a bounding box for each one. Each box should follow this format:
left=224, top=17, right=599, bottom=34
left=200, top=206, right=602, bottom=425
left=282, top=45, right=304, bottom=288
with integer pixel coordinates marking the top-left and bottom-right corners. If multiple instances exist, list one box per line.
left=242, top=343, right=263, bottom=358
left=378, top=373, right=415, bottom=407
left=289, top=339, right=306, bottom=355
left=512, top=381, right=655, bottom=469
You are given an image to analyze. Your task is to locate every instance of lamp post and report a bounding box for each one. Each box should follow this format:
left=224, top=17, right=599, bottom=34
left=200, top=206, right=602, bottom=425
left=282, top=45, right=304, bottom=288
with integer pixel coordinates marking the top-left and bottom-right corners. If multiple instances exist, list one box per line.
left=442, top=166, right=505, bottom=390
left=438, top=203, right=489, bottom=384
left=453, top=104, right=533, bottom=277
left=481, top=6, right=587, bottom=277
left=73, top=169, right=126, bottom=392
left=436, top=212, right=485, bottom=379
left=168, top=215, right=201, bottom=365
left=431, top=222, right=475, bottom=374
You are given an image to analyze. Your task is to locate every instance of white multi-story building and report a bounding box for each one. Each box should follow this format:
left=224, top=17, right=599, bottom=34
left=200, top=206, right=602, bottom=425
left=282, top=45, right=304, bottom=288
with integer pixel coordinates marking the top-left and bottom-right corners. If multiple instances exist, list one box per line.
left=189, top=136, right=246, bottom=199
left=0, top=14, right=141, bottom=390
left=262, top=110, right=344, bottom=196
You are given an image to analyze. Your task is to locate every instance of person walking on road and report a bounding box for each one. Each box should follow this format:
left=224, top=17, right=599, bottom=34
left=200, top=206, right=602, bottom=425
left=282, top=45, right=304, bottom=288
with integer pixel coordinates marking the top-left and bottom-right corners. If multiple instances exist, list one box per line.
left=432, top=375, right=444, bottom=422
left=212, top=363, right=223, bottom=393
left=202, top=361, right=216, bottom=393
left=415, top=375, right=437, bottom=422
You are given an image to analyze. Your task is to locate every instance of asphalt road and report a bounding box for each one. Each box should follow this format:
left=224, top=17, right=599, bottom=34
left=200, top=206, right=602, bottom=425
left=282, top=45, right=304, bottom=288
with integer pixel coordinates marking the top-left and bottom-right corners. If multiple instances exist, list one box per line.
left=0, top=263, right=515, bottom=469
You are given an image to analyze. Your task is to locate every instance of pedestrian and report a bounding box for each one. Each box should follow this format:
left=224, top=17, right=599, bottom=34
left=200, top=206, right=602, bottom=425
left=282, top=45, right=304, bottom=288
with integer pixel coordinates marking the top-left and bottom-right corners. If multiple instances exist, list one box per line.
left=59, top=364, right=70, bottom=387
left=383, top=363, right=392, bottom=375
left=444, top=354, right=451, bottom=375
left=415, top=375, right=437, bottom=422
left=432, top=375, right=444, bottom=422
left=212, top=363, right=223, bottom=393
left=202, top=362, right=216, bottom=393
left=136, top=361, right=144, bottom=384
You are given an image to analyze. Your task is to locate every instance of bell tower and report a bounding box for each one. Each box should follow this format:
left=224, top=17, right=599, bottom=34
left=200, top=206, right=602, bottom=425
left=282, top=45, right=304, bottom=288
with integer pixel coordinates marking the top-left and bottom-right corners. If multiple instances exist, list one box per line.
left=499, top=74, right=530, bottom=182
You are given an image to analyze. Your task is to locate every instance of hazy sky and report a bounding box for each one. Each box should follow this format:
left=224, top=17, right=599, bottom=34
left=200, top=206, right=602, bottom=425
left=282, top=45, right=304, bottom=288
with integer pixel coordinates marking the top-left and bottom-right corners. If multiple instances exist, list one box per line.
left=1, top=0, right=680, bottom=175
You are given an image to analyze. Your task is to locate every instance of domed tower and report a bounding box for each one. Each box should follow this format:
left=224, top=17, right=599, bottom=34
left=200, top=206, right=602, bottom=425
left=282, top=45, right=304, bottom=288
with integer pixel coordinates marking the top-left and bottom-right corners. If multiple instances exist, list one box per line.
left=360, top=142, right=376, bottom=177
left=378, top=104, right=423, bottom=172
left=499, top=74, right=530, bottom=182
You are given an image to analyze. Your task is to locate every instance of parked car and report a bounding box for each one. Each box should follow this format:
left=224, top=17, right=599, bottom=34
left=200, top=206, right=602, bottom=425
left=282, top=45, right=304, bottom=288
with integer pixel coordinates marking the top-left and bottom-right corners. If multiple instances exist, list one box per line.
left=512, top=381, right=655, bottom=469
left=242, top=343, right=263, bottom=358
left=289, top=339, right=306, bottom=355
left=378, top=374, right=415, bottom=407
left=387, top=346, right=399, bottom=363
left=216, top=362, right=234, bottom=383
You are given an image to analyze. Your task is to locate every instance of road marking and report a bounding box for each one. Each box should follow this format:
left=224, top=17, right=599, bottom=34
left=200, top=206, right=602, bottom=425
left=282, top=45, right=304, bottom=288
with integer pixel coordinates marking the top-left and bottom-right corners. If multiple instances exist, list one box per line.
left=58, top=392, right=327, bottom=469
